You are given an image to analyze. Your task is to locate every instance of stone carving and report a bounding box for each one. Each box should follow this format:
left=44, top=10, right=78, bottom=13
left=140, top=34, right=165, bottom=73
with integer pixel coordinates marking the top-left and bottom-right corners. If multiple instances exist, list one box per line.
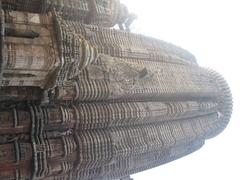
left=0, top=1, right=232, bottom=180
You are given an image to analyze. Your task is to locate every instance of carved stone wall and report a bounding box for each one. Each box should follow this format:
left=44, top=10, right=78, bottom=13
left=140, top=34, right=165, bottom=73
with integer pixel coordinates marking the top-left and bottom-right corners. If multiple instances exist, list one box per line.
left=1, top=11, right=59, bottom=88
left=0, top=1, right=232, bottom=180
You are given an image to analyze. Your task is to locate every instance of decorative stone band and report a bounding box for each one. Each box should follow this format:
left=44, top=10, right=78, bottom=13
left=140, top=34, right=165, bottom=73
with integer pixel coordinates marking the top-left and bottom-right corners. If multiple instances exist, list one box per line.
left=54, top=54, right=221, bottom=103
left=62, top=20, right=197, bottom=64
left=0, top=100, right=220, bottom=136
left=198, top=69, right=233, bottom=139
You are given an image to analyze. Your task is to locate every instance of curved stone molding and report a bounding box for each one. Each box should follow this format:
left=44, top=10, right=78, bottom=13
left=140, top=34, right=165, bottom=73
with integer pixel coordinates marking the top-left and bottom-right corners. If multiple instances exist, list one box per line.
left=200, top=69, right=233, bottom=139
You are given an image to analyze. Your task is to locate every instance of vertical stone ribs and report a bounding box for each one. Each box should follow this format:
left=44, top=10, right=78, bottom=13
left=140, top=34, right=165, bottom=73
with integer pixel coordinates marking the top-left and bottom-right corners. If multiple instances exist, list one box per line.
left=0, top=1, right=233, bottom=180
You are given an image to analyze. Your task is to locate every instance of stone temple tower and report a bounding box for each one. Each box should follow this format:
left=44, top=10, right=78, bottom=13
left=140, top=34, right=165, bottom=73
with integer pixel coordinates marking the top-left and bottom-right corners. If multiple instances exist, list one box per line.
left=0, top=1, right=232, bottom=180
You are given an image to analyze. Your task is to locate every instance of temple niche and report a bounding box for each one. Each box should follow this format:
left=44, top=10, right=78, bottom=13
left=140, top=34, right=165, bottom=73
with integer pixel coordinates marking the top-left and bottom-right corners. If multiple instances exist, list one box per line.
left=0, top=1, right=232, bottom=180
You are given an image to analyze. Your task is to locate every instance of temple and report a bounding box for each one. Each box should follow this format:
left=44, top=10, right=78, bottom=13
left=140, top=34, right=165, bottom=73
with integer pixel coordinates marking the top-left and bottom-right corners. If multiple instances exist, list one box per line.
left=0, top=1, right=232, bottom=180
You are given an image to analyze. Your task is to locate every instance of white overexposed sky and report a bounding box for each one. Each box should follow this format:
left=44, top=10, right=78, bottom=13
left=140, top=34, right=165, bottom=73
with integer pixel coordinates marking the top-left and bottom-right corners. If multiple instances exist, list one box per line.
left=120, top=0, right=240, bottom=180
